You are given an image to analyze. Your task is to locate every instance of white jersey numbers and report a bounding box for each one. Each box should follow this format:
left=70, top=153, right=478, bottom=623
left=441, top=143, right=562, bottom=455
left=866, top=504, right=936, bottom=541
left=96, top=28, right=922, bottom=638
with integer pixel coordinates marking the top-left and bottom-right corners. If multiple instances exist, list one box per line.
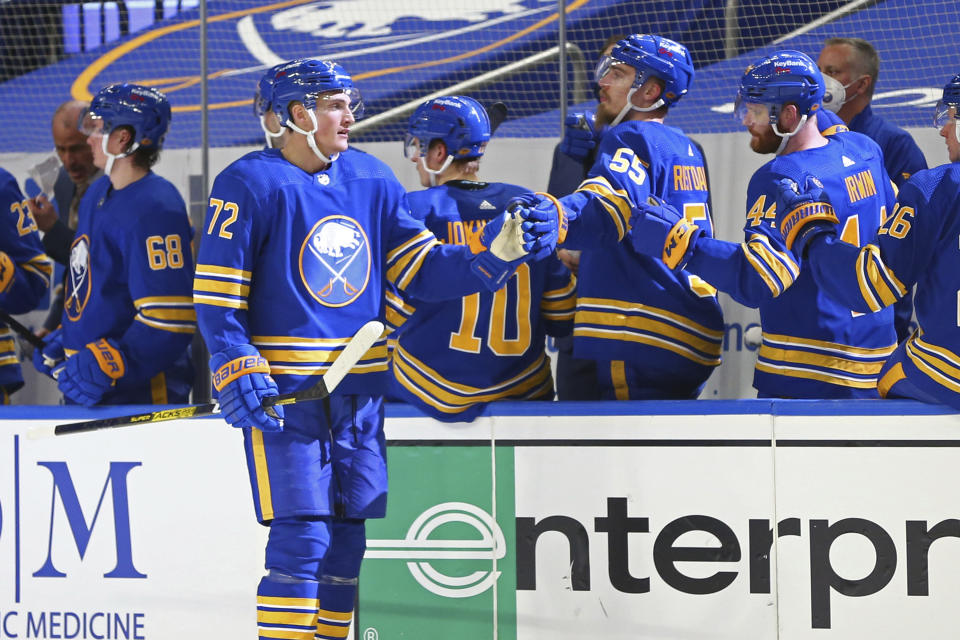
left=608, top=147, right=647, bottom=186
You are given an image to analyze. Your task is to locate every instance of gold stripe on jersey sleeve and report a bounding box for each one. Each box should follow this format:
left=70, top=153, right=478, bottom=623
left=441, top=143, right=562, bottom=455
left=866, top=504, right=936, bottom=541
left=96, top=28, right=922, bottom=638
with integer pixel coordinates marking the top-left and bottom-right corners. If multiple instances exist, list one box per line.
left=740, top=244, right=782, bottom=296
left=193, top=277, right=251, bottom=297
left=856, top=244, right=906, bottom=310
left=23, top=254, right=54, bottom=279
left=905, top=337, right=960, bottom=391
left=386, top=238, right=437, bottom=287
left=394, top=240, right=440, bottom=291
left=194, top=263, right=252, bottom=280
left=576, top=178, right=631, bottom=239
left=386, top=230, right=433, bottom=264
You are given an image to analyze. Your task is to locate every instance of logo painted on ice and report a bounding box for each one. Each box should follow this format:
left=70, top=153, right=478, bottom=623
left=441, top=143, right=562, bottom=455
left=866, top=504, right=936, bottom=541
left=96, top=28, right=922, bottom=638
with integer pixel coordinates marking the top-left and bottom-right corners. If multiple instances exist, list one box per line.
left=271, top=0, right=534, bottom=39
left=299, top=215, right=371, bottom=308
left=365, top=502, right=506, bottom=598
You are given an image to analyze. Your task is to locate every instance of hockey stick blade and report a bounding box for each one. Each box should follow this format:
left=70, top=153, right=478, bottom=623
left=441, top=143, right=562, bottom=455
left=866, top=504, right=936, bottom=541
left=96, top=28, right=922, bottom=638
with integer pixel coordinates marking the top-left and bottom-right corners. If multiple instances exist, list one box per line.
left=0, top=308, right=45, bottom=350
left=488, top=102, right=508, bottom=135
left=34, top=320, right=386, bottom=438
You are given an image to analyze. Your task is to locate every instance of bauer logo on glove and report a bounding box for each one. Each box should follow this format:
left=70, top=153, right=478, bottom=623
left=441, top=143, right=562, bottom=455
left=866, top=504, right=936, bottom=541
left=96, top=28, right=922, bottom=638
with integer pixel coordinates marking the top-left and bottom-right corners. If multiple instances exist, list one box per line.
left=775, top=176, right=838, bottom=253
left=88, top=338, right=126, bottom=379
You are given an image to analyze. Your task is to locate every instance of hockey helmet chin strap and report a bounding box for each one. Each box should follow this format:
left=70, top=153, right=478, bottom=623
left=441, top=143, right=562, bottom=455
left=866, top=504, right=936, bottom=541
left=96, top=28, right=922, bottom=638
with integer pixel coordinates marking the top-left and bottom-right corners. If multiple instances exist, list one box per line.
left=610, top=87, right=666, bottom=127
left=287, top=109, right=340, bottom=165
left=419, top=155, right=454, bottom=187
left=101, top=133, right=140, bottom=177
left=260, top=116, right=284, bottom=147
left=772, top=112, right=808, bottom=155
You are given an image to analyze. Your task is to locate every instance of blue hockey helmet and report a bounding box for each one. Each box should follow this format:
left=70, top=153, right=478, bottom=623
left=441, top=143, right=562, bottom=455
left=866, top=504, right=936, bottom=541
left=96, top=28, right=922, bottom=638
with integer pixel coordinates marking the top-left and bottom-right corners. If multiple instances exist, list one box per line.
left=734, top=50, right=824, bottom=124
left=403, top=96, right=491, bottom=160
left=81, top=83, right=171, bottom=150
left=253, top=62, right=289, bottom=118
left=594, top=34, right=695, bottom=106
left=934, top=73, right=960, bottom=127
left=270, top=58, right=363, bottom=127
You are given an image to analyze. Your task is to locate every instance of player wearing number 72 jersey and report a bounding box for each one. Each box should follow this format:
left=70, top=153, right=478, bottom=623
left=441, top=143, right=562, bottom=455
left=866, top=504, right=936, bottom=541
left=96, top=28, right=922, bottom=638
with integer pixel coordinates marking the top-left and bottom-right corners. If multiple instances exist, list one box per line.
left=516, top=34, right=724, bottom=400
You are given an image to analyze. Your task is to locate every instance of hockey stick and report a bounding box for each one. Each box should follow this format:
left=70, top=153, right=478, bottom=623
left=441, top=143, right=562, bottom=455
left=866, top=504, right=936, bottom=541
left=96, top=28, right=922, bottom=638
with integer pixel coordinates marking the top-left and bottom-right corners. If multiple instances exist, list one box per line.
left=0, top=308, right=46, bottom=350
left=488, top=102, right=508, bottom=135
left=27, top=320, right=386, bottom=439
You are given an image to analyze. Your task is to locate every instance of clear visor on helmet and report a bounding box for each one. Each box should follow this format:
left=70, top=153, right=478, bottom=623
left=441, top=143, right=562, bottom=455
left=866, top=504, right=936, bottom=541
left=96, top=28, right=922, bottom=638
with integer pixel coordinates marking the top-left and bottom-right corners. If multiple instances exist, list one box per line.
left=316, top=87, right=365, bottom=120
left=733, top=94, right=773, bottom=127
left=934, top=99, right=957, bottom=128
left=594, top=55, right=615, bottom=85
left=78, top=112, right=107, bottom=136
left=402, top=133, right=422, bottom=160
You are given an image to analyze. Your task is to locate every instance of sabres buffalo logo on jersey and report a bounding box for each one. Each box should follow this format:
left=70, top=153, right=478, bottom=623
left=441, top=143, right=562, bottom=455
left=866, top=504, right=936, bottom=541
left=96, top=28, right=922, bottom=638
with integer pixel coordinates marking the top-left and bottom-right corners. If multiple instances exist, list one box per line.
left=299, top=215, right=371, bottom=307
left=65, top=234, right=93, bottom=320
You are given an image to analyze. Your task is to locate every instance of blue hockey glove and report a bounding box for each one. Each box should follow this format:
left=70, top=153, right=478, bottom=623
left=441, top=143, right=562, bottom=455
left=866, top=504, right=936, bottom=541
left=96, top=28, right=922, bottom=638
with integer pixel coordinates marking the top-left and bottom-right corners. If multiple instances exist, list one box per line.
left=471, top=206, right=529, bottom=291
left=628, top=196, right=702, bottom=271
left=559, top=111, right=599, bottom=162
left=32, top=327, right=65, bottom=379
left=774, top=177, right=838, bottom=257
left=211, top=345, right=284, bottom=432
left=58, top=338, right=126, bottom=406
left=516, top=192, right=570, bottom=261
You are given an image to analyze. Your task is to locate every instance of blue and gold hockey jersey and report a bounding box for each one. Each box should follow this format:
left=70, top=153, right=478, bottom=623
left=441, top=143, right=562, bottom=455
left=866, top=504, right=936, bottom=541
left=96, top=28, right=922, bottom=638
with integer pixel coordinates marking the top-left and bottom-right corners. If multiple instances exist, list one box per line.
left=194, top=148, right=515, bottom=396
left=0, top=168, right=52, bottom=398
left=62, top=172, right=195, bottom=404
left=556, top=121, right=725, bottom=393
left=806, top=163, right=960, bottom=409
left=687, top=131, right=897, bottom=397
left=387, top=180, right=575, bottom=421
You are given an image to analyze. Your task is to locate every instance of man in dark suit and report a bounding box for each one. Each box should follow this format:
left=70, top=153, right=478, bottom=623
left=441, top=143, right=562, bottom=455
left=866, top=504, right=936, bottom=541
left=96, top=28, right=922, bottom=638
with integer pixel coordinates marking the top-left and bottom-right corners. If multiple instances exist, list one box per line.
left=27, top=100, right=100, bottom=337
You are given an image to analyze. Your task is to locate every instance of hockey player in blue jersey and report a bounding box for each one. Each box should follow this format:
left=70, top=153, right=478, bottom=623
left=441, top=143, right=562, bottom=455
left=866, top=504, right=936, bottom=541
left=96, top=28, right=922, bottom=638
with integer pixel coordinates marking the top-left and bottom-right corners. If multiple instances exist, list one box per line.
left=193, top=60, right=541, bottom=640
left=0, top=168, right=53, bottom=402
left=387, top=96, right=575, bottom=421
left=818, top=37, right=928, bottom=342
left=509, top=34, right=725, bottom=400
left=32, top=83, right=196, bottom=406
left=771, top=73, right=960, bottom=410
left=623, top=50, right=897, bottom=398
